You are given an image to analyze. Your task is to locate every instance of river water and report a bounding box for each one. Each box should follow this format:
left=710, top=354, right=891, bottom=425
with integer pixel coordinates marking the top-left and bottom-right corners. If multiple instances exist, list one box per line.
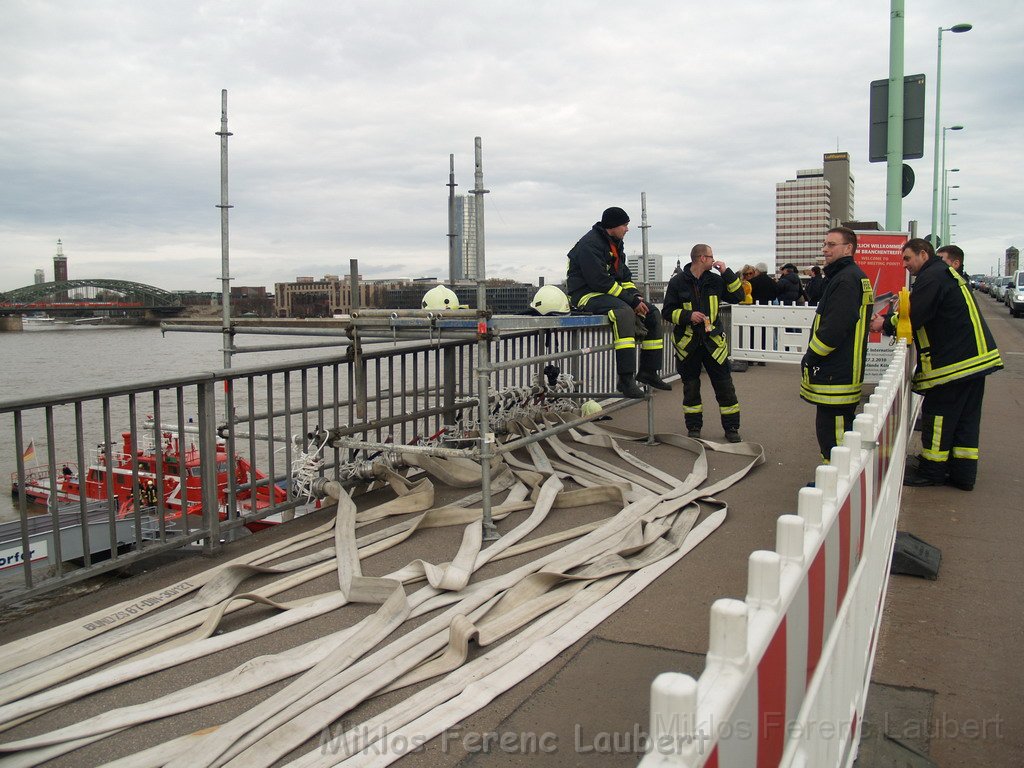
left=0, top=323, right=353, bottom=521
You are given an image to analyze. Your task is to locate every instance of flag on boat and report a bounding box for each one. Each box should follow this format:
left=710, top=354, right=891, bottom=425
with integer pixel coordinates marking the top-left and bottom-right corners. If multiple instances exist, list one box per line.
left=22, top=440, right=36, bottom=463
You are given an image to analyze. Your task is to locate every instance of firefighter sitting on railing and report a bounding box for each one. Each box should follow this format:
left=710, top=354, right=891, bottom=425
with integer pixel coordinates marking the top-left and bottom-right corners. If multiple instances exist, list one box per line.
left=566, top=206, right=670, bottom=399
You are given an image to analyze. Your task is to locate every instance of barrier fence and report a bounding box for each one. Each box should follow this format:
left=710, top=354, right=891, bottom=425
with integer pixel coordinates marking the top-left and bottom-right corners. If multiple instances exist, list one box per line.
left=1, top=319, right=661, bottom=606
left=640, top=341, right=915, bottom=768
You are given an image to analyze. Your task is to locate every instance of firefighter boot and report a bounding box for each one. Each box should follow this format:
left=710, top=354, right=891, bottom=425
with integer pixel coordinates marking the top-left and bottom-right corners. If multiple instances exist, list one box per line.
left=616, top=373, right=646, bottom=399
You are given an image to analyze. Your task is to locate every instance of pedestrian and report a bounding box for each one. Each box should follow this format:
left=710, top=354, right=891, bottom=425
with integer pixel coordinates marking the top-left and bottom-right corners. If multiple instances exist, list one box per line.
left=777, top=263, right=804, bottom=305
left=748, top=262, right=778, bottom=305
left=872, top=240, right=1002, bottom=490
left=662, top=243, right=745, bottom=442
left=800, top=226, right=873, bottom=463
left=805, top=265, right=825, bottom=305
left=739, top=266, right=754, bottom=304
left=567, top=206, right=670, bottom=398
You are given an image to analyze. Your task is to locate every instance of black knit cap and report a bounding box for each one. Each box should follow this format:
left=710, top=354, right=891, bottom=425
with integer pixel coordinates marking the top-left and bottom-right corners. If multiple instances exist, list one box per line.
left=782, top=263, right=797, bottom=272
left=600, top=207, right=630, bottom=228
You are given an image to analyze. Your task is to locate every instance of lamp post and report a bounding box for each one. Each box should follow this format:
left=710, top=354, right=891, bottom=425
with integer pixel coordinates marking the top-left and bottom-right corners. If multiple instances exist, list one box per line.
left=930, top=23, right=972, bottom=246
left=939, top=124, right=963, bottom=246
left=943, top=183, right=960, bottom=245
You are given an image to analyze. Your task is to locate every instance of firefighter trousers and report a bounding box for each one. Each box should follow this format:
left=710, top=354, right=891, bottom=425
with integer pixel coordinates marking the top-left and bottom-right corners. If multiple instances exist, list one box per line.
left=916, top=377, right=985, bottom=489
left=677, top=349, right=739, bottom=432
left=573, top=293, right=663, bottom=376
left=814, top=404, right=857, bottom=463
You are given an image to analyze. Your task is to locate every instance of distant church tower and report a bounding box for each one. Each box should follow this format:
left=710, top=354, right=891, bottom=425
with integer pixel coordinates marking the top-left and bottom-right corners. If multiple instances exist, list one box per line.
left=53, top=239, right=68, bottom=300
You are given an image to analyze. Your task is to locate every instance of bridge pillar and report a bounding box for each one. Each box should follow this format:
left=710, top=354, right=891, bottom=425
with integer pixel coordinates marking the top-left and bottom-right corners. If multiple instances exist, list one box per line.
left=0, top=316, right=24, bottom=332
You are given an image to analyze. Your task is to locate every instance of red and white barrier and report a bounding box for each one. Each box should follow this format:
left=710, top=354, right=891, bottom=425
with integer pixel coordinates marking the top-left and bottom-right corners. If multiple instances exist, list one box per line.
left=640, top=343, right=915, bottom=768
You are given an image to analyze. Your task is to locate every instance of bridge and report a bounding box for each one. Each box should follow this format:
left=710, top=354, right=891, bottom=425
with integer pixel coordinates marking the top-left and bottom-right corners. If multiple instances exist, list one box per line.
left=0, top=278, right=184, bottom=318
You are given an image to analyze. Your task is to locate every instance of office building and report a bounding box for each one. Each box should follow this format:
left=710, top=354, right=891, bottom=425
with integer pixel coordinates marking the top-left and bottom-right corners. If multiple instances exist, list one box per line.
left=34, top=269, right=45, bottom=285
left=775, top=152, right=855, bottom=273
left=626, top=253, right=663, bottom=284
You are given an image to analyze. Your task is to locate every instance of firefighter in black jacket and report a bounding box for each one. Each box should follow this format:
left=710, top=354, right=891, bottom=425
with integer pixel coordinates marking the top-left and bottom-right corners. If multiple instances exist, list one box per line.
left=567, top=207, right=669, bottom=398
left=662, top=243, right=745, bottom=442
left=800, top=227, right=873, bottom=462
left=873, top=240, right=1002, bottom=490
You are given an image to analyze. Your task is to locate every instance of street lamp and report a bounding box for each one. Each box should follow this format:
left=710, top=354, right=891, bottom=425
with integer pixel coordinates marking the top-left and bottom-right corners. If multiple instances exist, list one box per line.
left=943, top=182, right=960, bottom=244
left=930, top=23, right=972, bottom=246
left=939, top=125, right=963, bottom=243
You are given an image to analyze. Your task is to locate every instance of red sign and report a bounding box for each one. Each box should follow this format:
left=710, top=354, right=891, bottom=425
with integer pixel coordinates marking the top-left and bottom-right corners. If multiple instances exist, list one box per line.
left=855, top=231, right=908, bottom=381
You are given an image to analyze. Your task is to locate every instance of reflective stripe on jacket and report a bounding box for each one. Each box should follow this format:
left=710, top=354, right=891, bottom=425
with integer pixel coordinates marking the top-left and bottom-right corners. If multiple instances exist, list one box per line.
left=908, top=257, right=1002, bottom=392
left=662, top=263, right=744, bottom=363
left=800, top=256, right=873, bottom=406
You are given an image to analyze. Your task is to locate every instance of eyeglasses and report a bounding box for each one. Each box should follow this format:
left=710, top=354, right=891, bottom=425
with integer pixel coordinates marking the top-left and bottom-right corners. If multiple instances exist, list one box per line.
left=822, top=240, right=846, bottom=248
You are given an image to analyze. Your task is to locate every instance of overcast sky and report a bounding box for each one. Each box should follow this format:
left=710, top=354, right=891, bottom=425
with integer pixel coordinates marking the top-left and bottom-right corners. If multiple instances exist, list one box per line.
left=2, top=1, right=1021, bottom=294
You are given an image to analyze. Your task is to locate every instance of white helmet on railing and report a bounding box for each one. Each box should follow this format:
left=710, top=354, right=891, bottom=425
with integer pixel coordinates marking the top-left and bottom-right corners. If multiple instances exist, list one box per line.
left=530, top=285, right=570, bottom=315
left=421, top=285, right=460, bottom=311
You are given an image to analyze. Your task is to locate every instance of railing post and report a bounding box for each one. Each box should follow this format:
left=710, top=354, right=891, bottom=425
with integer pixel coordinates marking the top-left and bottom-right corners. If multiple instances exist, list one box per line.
left=197, top=378, right=221, bottom=553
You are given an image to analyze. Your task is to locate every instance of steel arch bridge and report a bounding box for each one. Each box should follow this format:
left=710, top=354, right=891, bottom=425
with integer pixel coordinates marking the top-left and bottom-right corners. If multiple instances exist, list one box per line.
left=0, top=279, right=184, bottom=315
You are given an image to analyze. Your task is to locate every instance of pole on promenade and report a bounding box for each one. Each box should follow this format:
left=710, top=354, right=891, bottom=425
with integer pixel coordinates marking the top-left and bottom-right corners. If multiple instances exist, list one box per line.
left=930, top=23, right=972, bottom=246
left=216, top=89, right=234, bottom=370
left=447, top=154, right=458, bottom=282
left=640, top=192, right=650, bottom=299
left=885, top=0, right=905, bottom=232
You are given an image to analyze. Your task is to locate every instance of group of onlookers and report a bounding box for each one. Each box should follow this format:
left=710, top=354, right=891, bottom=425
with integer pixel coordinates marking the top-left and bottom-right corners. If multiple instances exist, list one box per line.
left=735, top=263, right=825, bottom=306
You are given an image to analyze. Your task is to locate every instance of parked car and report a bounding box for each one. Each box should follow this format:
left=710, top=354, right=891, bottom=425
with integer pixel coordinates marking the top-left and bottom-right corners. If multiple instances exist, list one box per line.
left=969, top=273, right=986, bottom=290
left=977, top=276, right=992, bottom=294
left=992, top=276, right=1012, bottom=302
left=1008, top=271, right=1024, bottom=318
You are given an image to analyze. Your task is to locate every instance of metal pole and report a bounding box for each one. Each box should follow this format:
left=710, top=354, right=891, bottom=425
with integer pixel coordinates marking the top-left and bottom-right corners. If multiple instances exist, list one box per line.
left=884, top=0, right=905, bottom=232
left=447, top=154, right=458, bottom=282
left=216, top=89, right=234, bottom=369
left=930, top=23, right=972, bottom=246
left=640, top=192, right=650, bottom=298
left=472, top=137, right=498, bottom=540
left=351, top=258, right=367, bottom=421
left=930, top=27, right=944, bottom=247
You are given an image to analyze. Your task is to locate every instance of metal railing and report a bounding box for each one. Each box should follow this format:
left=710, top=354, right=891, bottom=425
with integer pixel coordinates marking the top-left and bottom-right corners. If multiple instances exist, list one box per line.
left=1, top=320, right=656, bottom=606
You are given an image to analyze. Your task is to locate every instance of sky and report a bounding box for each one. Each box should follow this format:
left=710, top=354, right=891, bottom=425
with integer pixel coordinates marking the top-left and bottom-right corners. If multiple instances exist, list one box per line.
left=1, top=1, right=1022, bottom=294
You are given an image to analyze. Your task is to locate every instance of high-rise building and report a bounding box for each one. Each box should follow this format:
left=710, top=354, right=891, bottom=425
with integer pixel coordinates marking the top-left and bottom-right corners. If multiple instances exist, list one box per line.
left=34, top=269, right=45, bottom=284
left=453, top=195, right=478, bottom=281
left=775, top=152, right=855, bottom=273
left=626, top=253, right=663, bottom=283
left=53, top=239, right=68, bottom=282
left=53, top=239, right=69, bottom=300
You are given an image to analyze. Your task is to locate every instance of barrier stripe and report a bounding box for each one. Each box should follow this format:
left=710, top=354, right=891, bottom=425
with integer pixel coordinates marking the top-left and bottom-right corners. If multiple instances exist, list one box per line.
left=806, top=550, right=825, bottom=681
left=786, top=584, right=808, bottom=722
left=757, top=622, right=787, bottom=767
left=837, top=495, right=851, bottom=606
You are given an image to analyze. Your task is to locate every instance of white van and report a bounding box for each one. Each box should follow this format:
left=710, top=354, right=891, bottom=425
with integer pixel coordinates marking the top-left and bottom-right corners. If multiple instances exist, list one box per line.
left=1008, top=270, right=1024, bottom=318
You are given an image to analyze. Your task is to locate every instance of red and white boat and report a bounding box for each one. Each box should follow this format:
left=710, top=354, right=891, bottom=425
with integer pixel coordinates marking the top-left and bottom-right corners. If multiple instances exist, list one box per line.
left=11, top=430, right=288, bottom=531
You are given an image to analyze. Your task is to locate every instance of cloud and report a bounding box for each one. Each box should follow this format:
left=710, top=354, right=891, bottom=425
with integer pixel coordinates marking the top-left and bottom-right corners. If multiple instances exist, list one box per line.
left=2, top=0, right=1022, bottom=292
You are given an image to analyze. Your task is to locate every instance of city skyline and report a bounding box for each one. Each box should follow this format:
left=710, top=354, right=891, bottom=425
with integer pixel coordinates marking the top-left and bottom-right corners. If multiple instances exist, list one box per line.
left=2, top=1, right=1021, bottom=292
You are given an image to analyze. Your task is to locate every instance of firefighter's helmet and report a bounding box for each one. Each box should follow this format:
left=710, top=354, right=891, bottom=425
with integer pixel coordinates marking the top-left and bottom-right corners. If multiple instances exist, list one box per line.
left=530, top=285, right=570, bottom=315
left=421, top=285, right=460, bottom=311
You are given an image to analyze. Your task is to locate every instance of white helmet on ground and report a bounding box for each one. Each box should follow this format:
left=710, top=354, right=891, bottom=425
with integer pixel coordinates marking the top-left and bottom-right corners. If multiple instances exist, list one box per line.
left=422, top=285, right=460, bottom=311
left=530, top=285, right=570, bottom=315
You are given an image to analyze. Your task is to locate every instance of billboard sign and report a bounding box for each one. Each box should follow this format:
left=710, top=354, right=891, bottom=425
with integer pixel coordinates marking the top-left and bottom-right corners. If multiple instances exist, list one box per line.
left=856, top=230, right=910, bottom=382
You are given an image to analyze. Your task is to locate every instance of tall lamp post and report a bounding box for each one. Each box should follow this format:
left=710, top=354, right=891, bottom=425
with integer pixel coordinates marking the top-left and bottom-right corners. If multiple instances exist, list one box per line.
left=943, top=182, right=960, bottom=245
left=939, top=124, right=963, bottom=246
left=930, top=23, right=972, bottom=246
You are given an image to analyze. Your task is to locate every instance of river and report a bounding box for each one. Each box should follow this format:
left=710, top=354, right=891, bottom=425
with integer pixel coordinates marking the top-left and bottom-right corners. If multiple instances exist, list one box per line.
left=0, top=323, right=354, bottom=522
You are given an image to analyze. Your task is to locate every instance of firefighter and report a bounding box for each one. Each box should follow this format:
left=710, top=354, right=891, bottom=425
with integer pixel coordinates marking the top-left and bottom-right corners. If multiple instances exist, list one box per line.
left=873, top=239, right=1002, bottom=490
left=800, top=226, right=873, bottom=462
left=566, top=207, right=669, bottom=398
left=663, top=243, right=745, bottom=442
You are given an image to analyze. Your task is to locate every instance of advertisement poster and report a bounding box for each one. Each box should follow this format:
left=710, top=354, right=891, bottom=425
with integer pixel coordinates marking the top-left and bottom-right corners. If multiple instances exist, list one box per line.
left=855, top=231, right=909, bottom=383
